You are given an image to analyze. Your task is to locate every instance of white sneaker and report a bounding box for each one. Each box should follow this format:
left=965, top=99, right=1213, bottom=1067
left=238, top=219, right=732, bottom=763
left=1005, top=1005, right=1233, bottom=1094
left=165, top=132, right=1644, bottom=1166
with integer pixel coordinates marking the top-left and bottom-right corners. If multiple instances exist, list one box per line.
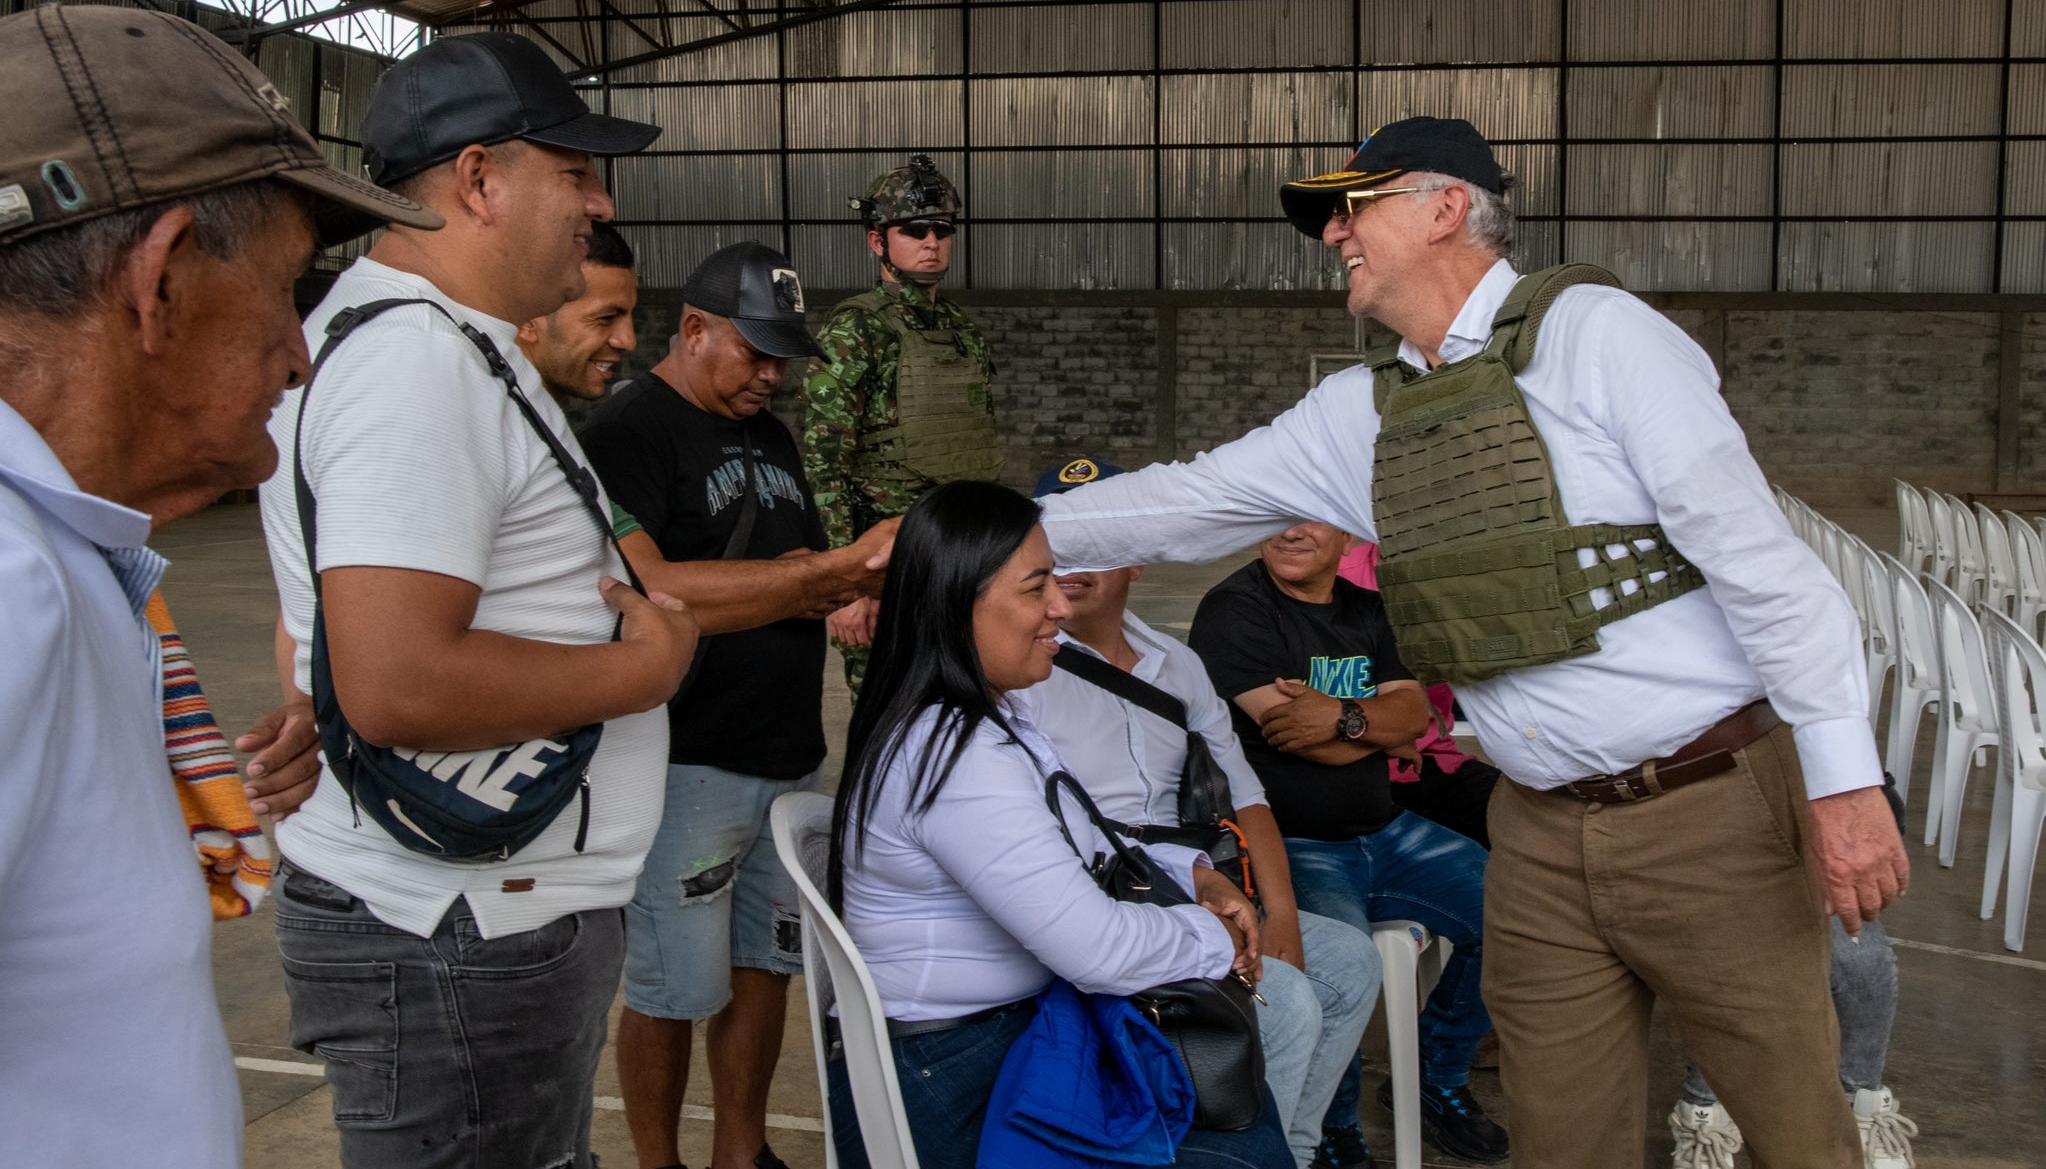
left=1853, top=1087, right=1919, bottom=1169
left=1668, top=1100, right=1743, bottom=1169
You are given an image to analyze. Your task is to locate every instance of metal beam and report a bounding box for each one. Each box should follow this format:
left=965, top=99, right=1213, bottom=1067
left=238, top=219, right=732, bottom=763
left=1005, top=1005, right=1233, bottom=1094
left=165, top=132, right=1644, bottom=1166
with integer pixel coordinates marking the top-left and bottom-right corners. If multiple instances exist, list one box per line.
left=580, top=0, right=901, bottom=77
left=219, top=0, right=399, bottom=43
left=688, top=0, right=745, bottom=34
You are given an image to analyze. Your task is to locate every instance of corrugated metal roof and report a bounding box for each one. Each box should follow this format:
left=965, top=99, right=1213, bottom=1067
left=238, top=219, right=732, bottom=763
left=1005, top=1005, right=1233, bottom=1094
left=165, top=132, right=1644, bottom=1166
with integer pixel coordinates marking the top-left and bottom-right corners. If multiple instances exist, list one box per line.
left=785, top=224, right=885, bottom=289
left=614, top=222, right=784, bottom=288
left=610, top=153, right=781, bottom=222
left=970, top=75, right=1153, bottom=146
left=1160, top=72, right=1352, bottom=145
left=1160, top=0, right=1349, bottom=70
left=1571, top=221, right=1773, bottom=290
left=1776, top=221, right=1995, bottom=292
left=1783, top=0, right=2004, bottom=58
left=785, top=6, right=962, bottom=78
left=1355, top=68, right=1559, bottom=141
left=1568, top=66, right=1773, bottom=139
left=1780, top=141, right=1999, bottom=216
left=970, top=2, right=1151, bottom=73
left=1569, top=0, right=1773, bottom=61
left=788, top=79, right=966, bottom=148
left=610, top=84, right=779, bottom=151
left=973, top=149, right=1153, bottom=218
left=2008, top=63, right=2046, bottom=136
left=971, top=223, right=1153, bottom=289
left=2004, top=139, right=2046, bottom=215
left=1162, top=221, right=1341, bottom=290
left=1493, top=143, right=1559, bottom=215
left=787, top=151, right=969, bottom=219
left=1782, top=64, right=2000, bottom=137
left=1566, top=144, right=1774, bottom=216
left=1998, top=222, right=2046, bottom=292
left=1159, top=145, right=1332, bottom=217
left=1361, top=0, right=1561, bottom=64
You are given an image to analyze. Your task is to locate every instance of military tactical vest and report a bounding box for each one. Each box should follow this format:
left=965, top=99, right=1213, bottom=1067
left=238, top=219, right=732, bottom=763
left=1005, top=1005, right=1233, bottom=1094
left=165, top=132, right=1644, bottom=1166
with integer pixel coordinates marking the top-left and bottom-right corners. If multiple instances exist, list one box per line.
left=1369, top=263, right=1705, bottom=685
left=841, top=288, right=1003, bottom=500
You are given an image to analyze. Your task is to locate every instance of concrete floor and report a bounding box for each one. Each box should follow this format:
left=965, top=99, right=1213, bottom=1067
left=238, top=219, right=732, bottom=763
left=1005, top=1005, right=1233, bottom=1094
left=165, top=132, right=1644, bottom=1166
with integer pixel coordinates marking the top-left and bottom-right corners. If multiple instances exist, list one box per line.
left=155, top=503, right=2045, bottom=1169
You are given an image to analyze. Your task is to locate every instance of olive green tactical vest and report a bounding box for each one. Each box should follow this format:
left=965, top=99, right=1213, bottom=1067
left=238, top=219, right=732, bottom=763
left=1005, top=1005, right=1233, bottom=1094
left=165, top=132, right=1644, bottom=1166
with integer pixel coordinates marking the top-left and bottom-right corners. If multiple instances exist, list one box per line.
left=842, top=289, right=1003, bottom=497
left=1369, top=263, right=1706, bottom=685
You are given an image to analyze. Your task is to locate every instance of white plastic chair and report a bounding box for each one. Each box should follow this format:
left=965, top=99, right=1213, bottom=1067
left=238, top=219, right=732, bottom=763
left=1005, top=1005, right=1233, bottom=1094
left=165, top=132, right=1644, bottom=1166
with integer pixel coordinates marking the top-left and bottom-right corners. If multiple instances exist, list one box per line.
left=1977, top=610, right=2046, bottom=952
left=1926, top=491, right=1958, bottom=589
left=1856, top=538, right=1899, bottom=729
left=1924, top=577, right=2001, bottom=865
left=1895, top=481, right=1934, bottom=575
left=1976, top=502, right=2019, bottom=617
left=1947, top=493, right=1986, bottom=605
left=1880, top=554, right=1940, bottom=803
left=2004, top=510, right=2046, bottom=639
left=1372, top=921, right=1452, bottom=1169
left=770, top=791, right=920, bottom=1169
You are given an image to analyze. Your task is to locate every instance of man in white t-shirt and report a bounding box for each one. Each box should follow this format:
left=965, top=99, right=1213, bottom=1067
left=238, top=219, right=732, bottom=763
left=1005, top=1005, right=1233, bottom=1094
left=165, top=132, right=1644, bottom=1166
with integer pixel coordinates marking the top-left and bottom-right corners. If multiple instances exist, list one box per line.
left=257, top=33, right=695, bottom=1169
left=0, top=10, right=440, bottom=1169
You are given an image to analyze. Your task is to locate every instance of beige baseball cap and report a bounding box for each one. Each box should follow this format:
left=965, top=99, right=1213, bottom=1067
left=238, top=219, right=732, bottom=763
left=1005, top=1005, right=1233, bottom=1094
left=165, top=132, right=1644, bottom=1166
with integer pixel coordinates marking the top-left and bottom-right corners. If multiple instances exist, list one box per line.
left=0, top=5, right=442, bottom=248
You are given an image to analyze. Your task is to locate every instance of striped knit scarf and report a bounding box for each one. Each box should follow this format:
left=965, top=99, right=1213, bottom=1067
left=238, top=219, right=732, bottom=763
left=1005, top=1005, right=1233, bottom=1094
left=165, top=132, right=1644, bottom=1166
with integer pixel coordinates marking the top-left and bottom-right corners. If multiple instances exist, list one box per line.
left=146, top=594, right=275, bottom=919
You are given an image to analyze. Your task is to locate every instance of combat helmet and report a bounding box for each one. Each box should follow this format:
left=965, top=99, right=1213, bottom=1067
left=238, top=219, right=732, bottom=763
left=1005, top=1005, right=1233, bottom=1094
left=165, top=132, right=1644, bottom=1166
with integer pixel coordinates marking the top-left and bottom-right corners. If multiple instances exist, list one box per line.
left=850, top=154, right=961, bottom=228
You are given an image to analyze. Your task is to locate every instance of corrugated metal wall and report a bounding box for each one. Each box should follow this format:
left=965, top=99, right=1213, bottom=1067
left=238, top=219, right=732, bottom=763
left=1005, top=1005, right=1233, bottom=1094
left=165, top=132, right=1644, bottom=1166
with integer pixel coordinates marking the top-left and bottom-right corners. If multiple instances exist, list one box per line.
left=432, top=0, right=2037, bottom=293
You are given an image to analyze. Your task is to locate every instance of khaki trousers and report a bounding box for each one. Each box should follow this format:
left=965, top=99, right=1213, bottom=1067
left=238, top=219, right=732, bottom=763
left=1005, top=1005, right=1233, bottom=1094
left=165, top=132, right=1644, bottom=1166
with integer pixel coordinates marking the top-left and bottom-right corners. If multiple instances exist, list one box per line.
left=1483, top=724, right=1861, bottom=1168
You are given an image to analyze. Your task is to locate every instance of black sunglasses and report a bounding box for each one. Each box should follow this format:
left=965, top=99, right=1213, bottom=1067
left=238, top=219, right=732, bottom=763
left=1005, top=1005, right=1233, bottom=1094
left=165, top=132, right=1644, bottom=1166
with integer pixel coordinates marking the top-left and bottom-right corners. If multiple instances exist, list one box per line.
left=895, top=219, right=956, bottom=241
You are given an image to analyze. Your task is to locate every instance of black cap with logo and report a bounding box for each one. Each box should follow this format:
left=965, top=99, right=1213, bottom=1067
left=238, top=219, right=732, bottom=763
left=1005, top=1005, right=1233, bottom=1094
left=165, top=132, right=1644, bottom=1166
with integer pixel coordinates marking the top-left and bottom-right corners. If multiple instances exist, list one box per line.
left=362, top=32, right=660, bottom=186
left=683, top=242, right=825, bottom=360
left=1033, top=455, right=1126, bottom=499
left=1278, top=116, right=1506, bottom=238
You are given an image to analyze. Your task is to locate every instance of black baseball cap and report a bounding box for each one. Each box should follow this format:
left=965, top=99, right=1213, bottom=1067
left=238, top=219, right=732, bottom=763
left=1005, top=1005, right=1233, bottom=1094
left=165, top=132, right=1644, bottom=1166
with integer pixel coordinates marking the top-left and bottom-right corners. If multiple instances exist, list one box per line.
left=1279, top=116, right=1505, bottom=238
left=1033, top=456, right=1125, bottom=498
left=362, top=32, right=659, bottom=187
left=683, top=242, right=824, bottom=360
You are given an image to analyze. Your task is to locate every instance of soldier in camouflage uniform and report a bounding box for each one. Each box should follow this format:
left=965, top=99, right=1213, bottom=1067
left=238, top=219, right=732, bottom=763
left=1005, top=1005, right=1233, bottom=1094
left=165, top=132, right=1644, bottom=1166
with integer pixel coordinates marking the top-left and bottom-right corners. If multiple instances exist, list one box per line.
left=802, top=155, right=999, bottom=689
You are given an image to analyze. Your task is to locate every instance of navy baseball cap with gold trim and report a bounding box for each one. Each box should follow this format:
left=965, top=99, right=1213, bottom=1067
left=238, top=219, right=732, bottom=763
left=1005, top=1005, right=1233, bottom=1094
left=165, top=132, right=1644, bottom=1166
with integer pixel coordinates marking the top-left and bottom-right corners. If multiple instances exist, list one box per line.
left=1033, top=455, right=1125, bottom=499
left=1278, top=116, right=1505, bottom=238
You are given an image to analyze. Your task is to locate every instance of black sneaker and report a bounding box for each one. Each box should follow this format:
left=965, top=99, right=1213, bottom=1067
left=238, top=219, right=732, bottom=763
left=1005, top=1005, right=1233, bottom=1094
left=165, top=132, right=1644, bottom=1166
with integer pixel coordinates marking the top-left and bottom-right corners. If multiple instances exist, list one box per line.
left=753, top=1147, right=791, bottom=1169
left=1377, top=1077, right=1509, bottom=1164
left=1309, top=1124, right=1376, bottom=1169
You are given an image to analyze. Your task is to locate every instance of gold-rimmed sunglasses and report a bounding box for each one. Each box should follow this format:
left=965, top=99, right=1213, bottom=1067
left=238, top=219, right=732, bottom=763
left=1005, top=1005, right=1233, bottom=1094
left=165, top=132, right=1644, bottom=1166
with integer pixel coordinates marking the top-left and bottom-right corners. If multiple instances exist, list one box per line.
left=1337, top=185, right=1426, bottom=221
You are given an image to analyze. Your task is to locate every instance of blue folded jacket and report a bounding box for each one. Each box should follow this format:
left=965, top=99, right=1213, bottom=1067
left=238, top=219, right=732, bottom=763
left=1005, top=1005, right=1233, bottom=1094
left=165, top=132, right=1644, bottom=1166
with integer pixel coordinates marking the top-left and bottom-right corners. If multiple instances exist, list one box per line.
left=976, top=980, right=1196, bottom=1168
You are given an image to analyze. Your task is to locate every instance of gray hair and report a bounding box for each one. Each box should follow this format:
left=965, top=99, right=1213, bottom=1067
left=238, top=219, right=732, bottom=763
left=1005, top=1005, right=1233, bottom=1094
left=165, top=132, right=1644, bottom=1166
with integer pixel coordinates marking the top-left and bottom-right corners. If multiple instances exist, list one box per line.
left=1411, top=171, right=1516, bottom=258
left=0, top=179, right=307, bottom=319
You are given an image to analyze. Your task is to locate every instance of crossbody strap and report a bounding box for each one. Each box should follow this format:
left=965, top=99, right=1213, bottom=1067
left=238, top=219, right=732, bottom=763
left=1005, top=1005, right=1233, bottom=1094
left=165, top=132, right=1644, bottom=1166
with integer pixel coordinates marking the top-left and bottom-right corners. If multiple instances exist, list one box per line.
left=1053, top=646, right=1188, bottom=729
left=720, top=421, right=762, bottom=561
left=291, top=298, right=646, bottom=603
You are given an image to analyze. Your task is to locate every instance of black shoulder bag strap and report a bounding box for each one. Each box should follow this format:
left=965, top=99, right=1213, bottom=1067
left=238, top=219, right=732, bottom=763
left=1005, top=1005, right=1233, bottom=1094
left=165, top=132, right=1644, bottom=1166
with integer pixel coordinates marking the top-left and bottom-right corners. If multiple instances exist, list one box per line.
left=1052, top=648, right=1235, bottom=831
left=720, top=419, right=762, bottom=560
left=292, top=298, right=645, bottom=611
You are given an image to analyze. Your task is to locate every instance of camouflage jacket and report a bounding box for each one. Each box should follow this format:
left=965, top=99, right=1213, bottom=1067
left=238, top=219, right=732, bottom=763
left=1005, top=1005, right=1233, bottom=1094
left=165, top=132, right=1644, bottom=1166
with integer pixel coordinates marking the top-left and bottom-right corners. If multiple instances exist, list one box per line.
left=800, top=280, right=997, bottom=548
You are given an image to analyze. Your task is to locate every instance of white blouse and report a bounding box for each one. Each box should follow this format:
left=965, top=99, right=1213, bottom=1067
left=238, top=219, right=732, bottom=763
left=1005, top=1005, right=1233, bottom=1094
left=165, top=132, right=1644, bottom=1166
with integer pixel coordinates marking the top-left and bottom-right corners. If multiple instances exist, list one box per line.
left=838, top=699, right=1235, bottom=1022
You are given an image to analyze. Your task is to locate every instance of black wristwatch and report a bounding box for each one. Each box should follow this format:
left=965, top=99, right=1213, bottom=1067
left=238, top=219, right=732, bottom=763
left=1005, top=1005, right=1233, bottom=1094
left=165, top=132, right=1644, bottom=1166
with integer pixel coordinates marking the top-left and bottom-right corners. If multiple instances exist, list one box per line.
left=1336, top=698, right=1369, bottom=743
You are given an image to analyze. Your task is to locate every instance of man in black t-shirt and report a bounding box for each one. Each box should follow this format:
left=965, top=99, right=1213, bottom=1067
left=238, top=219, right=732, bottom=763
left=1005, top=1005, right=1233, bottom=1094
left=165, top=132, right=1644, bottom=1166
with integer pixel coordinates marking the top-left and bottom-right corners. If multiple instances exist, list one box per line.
left=1190, top=522, right=1507, bottom=1167
left=579, top=243, right=858, bottom=1169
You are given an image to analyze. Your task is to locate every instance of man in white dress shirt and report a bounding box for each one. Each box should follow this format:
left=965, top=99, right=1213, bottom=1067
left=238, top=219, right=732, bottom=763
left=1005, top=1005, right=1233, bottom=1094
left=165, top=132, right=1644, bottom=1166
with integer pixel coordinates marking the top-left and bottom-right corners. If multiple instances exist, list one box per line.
left=1017, top=457, right=1381, bottom=1169
left=0, top=9, right=439, bottom=1168
left=1036, top=117, right=1909, bottom=1167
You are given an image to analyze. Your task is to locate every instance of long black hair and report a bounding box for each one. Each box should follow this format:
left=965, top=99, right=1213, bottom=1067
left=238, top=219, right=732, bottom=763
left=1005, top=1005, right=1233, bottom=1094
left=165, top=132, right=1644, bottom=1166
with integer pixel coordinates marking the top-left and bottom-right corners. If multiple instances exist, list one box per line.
left=828, top=480, right=1043, bottom=909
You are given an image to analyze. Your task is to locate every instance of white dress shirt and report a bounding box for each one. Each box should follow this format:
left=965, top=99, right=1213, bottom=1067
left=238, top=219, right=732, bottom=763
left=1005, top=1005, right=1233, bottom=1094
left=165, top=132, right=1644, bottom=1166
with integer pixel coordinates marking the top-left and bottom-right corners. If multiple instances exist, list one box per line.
left=1012, top=614, right=1267, bottom=826
left=838, top=699, right=1234, bottom=1021
left=1040, top=260, right=1879, bottom=799
left=0, top=402, right=241, bottom=1168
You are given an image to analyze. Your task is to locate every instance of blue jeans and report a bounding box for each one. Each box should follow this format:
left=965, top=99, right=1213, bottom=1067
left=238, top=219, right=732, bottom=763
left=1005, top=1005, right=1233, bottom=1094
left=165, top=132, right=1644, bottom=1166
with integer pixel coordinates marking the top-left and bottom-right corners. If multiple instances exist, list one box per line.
left=274, top=863, right=623, bottom=1169
left=1257, top=912, right=1380, bottom=1166
left=825, top=999, right=1293, bottom=1169
left=1286, top=811, right=1492, bottom=1130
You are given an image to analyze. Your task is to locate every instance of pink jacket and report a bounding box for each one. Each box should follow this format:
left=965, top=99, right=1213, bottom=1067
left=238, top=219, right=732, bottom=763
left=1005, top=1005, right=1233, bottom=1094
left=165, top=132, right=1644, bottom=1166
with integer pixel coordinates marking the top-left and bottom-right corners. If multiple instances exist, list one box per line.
left=1337, top=543, right=1474, bottom=783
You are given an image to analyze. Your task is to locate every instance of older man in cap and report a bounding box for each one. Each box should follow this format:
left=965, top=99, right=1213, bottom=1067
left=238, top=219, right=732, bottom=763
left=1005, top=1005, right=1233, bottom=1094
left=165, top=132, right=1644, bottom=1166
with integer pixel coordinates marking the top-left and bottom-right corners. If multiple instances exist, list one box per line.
left=1036, top=116, right=1909, bottom=1168
left=0, top=8, right=436, bottom=1168
left=257, top=31, right=695, bottom=1169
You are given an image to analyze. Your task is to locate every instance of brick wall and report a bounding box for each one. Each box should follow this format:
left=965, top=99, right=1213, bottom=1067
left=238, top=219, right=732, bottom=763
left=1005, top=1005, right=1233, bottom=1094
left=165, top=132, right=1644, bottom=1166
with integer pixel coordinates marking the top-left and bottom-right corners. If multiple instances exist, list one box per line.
left=614, top=291, right=2034, bottom=511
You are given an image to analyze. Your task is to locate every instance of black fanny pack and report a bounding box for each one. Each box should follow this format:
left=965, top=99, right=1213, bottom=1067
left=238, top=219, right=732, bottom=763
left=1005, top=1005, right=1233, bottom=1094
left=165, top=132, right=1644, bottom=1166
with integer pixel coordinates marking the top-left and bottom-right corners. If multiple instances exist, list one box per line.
left=1051, top=649, right=1249, bottom=893
left=1044, top=771, right=1265, bottom=1132
left=291, top=298, right=644, bottom=862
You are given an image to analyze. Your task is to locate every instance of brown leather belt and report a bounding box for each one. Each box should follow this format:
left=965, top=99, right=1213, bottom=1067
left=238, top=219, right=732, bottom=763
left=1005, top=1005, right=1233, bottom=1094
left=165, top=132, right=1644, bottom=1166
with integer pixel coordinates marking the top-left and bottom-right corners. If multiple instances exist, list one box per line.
left=1560, top=700, right=1782, bottom=804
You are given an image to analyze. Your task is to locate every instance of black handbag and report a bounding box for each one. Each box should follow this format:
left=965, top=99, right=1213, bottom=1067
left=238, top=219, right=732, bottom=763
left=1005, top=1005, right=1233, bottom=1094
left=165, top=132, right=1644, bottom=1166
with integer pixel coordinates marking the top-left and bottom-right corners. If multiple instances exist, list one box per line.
left=1043, top=770, right=1266, bottom=1132
left=1051, top=650, right=1252, bottom=895
left=291, top=298, right=646, bottom=862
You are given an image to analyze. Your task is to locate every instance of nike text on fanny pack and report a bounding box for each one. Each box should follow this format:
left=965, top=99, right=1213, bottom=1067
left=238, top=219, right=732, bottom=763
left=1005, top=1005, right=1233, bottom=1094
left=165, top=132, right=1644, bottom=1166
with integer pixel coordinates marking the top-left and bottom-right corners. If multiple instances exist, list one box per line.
left=389, top=740, right=573, bottom=813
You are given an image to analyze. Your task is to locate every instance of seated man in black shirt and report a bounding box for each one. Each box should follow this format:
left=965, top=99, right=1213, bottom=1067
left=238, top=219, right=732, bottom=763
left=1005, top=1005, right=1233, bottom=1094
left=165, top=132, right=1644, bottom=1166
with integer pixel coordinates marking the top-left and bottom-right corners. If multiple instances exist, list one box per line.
left=578, top=243, right=857, bottom=1169
left=1190, top=522, right=1507, bottom=1167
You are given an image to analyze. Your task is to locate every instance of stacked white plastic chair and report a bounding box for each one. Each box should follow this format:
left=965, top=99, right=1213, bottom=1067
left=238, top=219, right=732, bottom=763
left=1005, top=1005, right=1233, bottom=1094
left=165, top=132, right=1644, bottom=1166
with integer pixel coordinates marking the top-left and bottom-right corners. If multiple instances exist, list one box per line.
left=1975, top=501, right=2019, bottom=618
left=770, top=792, right=921, bottom=1169
left=1977, top=610, right=2046, bottom=952
left=1946, top=492, right=1986, bottom=605
left=1857, top=536, right=1900, bottom=728
left=1373, top=922, right=1452, bottom=1169
left=1924, top=577, right=2001, bottom=865
left=1895, top=481, right=1935, bottom=576
left=2003, top=510, right=2046, bottom=639
left=1926, top=491, right=1958, bottom=589
left=1880, top=553, right=1941, bottom=804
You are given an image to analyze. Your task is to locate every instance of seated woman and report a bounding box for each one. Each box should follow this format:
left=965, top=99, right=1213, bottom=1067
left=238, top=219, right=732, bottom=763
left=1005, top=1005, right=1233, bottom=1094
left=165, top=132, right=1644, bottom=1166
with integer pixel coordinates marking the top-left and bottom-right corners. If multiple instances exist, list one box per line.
left=827, top=480, right=1292, bottom=1169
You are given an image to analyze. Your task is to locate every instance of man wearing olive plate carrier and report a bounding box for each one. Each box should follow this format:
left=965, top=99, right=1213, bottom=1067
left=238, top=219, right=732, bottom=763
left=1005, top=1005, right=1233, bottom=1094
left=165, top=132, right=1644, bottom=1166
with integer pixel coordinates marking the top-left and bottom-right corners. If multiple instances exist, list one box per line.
left=1035, top=116, right=1911, bottom=1168
left=257, top=33, right=695, bottom=1169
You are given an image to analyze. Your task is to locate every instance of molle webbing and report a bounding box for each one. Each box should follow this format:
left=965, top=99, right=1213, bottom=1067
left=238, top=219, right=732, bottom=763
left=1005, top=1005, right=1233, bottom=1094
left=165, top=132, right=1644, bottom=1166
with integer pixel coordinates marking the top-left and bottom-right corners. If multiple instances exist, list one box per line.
left=850, top=298, right=1001, bottom=490
left=1369, top=263, right=1704, bottom=684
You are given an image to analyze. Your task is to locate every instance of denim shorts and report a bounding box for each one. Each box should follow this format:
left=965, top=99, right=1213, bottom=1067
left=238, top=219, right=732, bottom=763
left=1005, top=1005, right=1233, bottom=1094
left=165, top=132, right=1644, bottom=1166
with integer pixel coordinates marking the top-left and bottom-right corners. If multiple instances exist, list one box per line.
left=622, top=763, right=819, bottom=1019
left=273, top=862, right=624, bottom=1169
